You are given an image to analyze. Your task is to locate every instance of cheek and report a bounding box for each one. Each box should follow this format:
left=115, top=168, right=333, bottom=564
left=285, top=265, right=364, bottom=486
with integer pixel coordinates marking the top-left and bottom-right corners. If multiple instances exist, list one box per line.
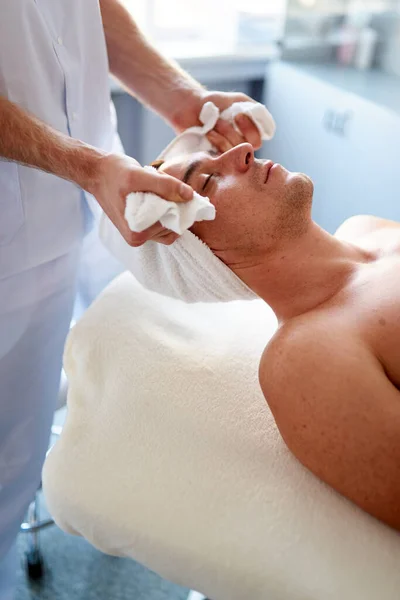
left=190, top=190, right=239, bottom=245
left=212, top=188, right=245, bottom=230
left=191, top=179, right=253, bottom=244
left=211, top=177, right=249, bottom=213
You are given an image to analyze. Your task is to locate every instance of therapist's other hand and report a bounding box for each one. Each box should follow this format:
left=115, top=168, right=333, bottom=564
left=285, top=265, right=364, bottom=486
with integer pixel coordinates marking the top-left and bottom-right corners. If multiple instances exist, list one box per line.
left=91, top=153, right=193, bottom=247
left=173, top=91, right=262, bottom=153
left=204, top=91, right=262, bottom=153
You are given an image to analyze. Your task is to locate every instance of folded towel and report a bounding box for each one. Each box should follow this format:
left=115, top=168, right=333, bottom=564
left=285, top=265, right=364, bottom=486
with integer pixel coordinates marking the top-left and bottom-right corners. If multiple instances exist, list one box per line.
left=124, top=166, right=215, bottom=236
left=158, top=100, right=276, bottom=161
left=99, top=100, right=275, bottom=302
left=99, top=221, right=256, bottom=302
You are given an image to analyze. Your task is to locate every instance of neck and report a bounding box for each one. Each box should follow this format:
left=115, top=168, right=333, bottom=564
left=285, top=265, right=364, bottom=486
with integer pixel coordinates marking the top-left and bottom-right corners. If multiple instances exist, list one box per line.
left=219, top=222, right=370, bottom=323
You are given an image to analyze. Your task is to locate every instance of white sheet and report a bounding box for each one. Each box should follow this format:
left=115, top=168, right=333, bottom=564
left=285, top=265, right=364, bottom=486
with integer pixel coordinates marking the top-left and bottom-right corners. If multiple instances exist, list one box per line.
left=43, top=273, right=400, bottom=600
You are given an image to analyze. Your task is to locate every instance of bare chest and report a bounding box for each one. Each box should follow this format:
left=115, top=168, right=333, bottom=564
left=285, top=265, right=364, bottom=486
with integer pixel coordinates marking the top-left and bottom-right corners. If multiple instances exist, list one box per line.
left=340, top=255, right=400, bottom=388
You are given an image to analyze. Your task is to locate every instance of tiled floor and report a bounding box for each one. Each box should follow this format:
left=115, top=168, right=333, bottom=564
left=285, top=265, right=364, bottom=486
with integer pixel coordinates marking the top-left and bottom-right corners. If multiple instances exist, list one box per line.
left=16, top=521, right=190, bottom=600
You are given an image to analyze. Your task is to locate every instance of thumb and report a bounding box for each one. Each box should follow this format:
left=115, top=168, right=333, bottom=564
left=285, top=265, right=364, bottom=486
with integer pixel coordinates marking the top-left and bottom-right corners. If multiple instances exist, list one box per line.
left=140, top=168, right=193, bottom=203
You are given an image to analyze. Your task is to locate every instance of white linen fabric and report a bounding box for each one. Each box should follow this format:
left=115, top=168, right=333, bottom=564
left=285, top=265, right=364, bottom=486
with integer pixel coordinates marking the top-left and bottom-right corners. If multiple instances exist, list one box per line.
left=43, top=273, right=400, bottom=600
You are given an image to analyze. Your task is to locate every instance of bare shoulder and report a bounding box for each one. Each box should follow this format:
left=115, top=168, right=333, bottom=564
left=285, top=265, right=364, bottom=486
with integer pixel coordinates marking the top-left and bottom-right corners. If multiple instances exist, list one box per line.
left=258, top=316, right=390, bottom=412
left=259, top=317, right=352, bottom=400
left=259, top=317, right=400, bottom=530
left=260, top=318, right=336, bottom=417
left=335, top=214, right=400, bottom=241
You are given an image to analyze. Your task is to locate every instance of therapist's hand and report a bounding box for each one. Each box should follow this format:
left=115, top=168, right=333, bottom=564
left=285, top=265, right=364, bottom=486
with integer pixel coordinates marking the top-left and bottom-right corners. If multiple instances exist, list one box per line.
left=91, top=153, right=193, bottom=247
left=173, top=90, right=263, bottom=153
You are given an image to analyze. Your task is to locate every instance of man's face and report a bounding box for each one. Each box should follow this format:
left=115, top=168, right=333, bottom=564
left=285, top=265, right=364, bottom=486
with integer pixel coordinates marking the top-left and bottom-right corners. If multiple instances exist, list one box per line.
left=159, top=143, right=314, bottom=258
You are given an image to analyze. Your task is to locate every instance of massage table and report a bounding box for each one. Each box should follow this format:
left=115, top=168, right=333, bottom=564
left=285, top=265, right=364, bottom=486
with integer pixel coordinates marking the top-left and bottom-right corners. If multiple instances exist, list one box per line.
left=43, top=272, right=400, bottom=600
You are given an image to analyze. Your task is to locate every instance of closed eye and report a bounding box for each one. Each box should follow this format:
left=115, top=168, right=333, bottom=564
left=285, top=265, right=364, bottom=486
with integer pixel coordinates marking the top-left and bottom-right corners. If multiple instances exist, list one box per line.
left=202, top=173, right=213, bottom=192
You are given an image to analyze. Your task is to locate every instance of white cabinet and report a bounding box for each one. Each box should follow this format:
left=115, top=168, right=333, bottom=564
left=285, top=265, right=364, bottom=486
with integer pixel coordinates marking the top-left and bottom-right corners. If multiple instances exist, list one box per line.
left=262, top=62, right=400, bottom=232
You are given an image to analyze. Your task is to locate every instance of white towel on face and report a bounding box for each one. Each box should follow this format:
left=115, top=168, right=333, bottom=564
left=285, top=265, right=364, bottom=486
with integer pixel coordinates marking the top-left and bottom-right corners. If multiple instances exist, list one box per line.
left=158, top=100, right=276, bottom=161
left=124, top=166, right=215, bottom=236
left=119, top=100, right=275, bottom=235
left=99, top=100, right=276, bottom=302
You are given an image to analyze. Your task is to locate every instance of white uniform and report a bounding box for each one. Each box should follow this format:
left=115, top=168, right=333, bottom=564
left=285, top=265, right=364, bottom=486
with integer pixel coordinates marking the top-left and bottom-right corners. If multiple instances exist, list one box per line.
left=0, top=1, right=121, bottom=596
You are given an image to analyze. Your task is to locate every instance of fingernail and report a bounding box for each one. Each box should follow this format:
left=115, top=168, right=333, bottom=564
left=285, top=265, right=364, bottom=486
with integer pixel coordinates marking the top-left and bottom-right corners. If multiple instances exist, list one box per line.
left=180, top=184, right=193, bottom=200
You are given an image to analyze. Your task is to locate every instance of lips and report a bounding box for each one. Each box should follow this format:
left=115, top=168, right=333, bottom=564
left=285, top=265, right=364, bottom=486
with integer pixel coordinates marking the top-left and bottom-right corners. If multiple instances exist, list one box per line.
left=264, top=161, right=274, bottom=184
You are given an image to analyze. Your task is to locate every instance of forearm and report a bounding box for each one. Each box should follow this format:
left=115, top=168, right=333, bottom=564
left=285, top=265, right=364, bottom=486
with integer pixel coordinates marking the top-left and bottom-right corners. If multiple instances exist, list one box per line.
left=0, top=95, right=105, bottom=193
left=99, top=0, right=205, bottom=131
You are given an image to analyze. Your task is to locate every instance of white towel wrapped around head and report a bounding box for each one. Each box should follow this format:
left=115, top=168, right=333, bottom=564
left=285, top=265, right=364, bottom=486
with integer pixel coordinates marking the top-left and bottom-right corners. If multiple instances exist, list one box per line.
left=100, top=222, right=256, bottom=303
left=99, top=101, right=275, bottom=302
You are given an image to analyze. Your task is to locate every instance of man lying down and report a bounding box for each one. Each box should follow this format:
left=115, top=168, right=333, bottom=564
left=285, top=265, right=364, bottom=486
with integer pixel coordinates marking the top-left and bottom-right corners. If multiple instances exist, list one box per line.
left=153, top=142, right=400, bottom=532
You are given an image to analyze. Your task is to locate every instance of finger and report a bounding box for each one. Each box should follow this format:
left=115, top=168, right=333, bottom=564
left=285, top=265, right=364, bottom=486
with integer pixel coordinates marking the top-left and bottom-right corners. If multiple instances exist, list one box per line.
left=234, top=114, right=262, bottom=150
left=213, top=118, right=245, bottom=148
left=157, top=232, right=180, bottom=246
left=111, top=214, right=143, bottom=247
left=153, top=226, right=179, bottom=242
left=206, top=130, right=233, bottom=154
left=142, top=222, right=167, bottom=239
left=129, top=222, right=180, bottom=245
left=138, top=169, right=193, bottom=203
left=123, top=222, right=165, bottom=247
left=125, top=229, right=147, bottom=247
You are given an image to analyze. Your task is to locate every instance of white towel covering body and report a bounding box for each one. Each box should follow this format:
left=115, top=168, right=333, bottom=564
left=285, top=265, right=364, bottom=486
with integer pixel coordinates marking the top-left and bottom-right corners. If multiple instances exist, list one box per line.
left=42, top=274, right=400, bottom=600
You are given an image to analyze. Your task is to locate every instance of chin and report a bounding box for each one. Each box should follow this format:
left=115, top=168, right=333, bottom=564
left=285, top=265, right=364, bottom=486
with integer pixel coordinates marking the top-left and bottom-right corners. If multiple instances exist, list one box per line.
left=287, top=171, right=314, bottom=198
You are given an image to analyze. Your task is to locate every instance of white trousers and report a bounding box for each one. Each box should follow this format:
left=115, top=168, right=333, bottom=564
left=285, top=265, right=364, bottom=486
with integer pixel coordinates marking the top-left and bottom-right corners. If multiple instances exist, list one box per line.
left=0, top=231, right=123, bottom=599
left=0, top=247, right=80, bottom=598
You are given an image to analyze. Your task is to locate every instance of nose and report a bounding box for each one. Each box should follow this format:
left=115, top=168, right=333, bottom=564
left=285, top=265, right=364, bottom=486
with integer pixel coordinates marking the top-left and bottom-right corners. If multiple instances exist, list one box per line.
left=219, top=142, right=254, bottom=173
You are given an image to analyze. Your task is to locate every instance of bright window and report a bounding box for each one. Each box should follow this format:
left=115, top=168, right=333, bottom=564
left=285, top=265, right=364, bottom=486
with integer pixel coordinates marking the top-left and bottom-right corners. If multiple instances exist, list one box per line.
left=121, top=0, right=286, bottom=46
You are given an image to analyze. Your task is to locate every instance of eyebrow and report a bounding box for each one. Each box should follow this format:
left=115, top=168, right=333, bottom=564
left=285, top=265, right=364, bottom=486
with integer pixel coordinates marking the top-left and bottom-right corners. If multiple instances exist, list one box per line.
left=182, top=150, right=218, bottom=186
left=183, top=158, right=202, bottom=185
